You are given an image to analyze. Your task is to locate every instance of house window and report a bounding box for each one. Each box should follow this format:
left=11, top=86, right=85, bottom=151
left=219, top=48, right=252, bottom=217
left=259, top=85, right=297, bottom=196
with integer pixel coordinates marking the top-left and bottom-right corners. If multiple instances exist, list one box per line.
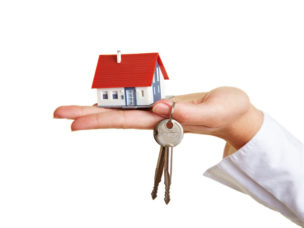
left=141, top=90, right=144, bottom=97
left=102, top=91, right=108, bottom=99
left=112, top=91, right=118, bottom=99
left=153, top=86, right=156, bottom=94
left=121, top=94, right=124, bottom=100
left=157, top=85, right=160, bottom=93
left=156, top=67, right=160, bottom=81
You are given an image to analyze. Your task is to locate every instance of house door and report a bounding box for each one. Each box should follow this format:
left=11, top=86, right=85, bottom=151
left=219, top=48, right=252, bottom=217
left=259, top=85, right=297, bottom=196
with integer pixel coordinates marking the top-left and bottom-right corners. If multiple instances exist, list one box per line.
left=125, top=87, right=137, bottom=106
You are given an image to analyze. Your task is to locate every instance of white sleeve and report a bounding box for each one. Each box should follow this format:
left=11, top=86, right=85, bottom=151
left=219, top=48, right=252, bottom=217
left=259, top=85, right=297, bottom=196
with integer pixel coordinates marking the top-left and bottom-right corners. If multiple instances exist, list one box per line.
left=204, top=113, right=304, bottom=227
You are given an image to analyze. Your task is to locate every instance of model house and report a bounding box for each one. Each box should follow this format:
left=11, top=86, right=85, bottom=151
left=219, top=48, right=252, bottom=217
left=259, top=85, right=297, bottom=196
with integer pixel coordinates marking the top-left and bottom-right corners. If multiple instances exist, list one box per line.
left=92, top=51, right=169, bottom=108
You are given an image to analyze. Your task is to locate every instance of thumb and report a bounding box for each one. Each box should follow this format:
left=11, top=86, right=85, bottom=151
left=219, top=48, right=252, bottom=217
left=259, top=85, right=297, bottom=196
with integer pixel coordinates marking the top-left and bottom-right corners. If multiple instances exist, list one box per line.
left=152, top=99, right=213, bottom=125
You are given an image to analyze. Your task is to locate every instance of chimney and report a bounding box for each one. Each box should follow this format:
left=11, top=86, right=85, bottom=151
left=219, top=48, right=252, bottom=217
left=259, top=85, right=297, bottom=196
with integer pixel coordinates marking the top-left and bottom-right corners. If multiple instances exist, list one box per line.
left=117, top=50, right=121, bottom=63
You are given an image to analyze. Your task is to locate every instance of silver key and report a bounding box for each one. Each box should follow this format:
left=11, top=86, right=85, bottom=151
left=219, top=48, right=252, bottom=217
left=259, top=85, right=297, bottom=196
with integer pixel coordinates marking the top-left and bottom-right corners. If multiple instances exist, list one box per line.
left=151, top=102, right=184, bottom=204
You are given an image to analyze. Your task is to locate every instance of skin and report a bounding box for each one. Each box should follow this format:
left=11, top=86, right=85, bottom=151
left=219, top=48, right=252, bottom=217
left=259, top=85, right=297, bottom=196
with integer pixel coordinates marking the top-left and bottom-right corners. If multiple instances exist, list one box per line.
left=54, top=87, right=264, bottom=157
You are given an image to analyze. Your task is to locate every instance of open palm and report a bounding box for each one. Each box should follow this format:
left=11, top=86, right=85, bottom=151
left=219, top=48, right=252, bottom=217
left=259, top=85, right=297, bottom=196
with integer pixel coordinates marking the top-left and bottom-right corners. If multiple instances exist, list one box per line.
left=54, top=87, right=262, bottom=150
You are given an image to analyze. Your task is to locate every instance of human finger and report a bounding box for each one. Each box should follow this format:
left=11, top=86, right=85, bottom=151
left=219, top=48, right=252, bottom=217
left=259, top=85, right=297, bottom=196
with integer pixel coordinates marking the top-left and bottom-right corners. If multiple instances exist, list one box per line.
left=169, top=92, right=208, bottom=104
left=152, top=99, right=217, bottom=126
left=54, top=105, right=113, bottom=119
left=71, top=110, right=163, bottom=131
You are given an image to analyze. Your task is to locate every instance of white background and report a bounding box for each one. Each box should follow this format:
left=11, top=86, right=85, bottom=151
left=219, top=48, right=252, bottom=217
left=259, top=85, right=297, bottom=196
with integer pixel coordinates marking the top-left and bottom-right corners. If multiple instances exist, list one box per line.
left=0, top=0, right=303, bottom=227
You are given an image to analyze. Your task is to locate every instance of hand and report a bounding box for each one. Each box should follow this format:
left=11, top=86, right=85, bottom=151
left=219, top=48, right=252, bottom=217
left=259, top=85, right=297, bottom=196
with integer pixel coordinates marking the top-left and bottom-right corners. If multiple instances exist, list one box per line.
left=54, top=87, right=263, bottom=155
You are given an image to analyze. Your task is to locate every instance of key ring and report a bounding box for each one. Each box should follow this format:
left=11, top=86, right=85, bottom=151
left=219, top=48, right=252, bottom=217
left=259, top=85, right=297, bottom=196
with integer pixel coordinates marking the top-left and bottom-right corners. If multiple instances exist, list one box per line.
left=169, top=102, right=176, bottom=123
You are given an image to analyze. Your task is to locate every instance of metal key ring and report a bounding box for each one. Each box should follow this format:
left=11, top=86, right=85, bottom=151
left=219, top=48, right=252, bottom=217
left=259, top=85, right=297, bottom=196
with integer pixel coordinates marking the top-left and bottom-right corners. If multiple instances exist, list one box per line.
left=169, top=102, right=176, bottom=123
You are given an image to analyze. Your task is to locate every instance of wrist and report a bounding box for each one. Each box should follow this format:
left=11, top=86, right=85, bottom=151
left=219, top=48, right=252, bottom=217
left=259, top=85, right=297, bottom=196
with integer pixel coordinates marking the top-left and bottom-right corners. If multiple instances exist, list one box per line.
left=223, top=105, right=264, bottom=150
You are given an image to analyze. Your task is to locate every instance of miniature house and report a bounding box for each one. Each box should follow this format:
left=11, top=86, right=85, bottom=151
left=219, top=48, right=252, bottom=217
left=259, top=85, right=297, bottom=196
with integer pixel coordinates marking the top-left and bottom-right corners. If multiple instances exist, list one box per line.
left=92, top=51, right=169, bottom=108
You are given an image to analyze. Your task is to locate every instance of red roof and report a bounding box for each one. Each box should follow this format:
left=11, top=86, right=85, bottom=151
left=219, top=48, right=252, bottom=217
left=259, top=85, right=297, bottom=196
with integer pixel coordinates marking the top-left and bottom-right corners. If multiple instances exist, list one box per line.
left=92, top=53, right=169, bottom=88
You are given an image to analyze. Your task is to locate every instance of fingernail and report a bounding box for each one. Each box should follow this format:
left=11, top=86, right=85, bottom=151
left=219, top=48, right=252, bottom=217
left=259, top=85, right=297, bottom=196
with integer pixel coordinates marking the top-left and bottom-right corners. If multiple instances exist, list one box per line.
left=153, top=103, right=171, bottom=115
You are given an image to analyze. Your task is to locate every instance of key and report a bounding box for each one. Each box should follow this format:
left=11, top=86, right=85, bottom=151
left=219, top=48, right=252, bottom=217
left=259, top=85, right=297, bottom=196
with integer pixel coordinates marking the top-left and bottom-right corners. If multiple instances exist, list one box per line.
left=151, top=146, right=166, bottom=200
left=163, top=146, right=172, bottom=204
left=152, top=102, right=184, bottom=204
left=153, top=119, right=183, bottom=204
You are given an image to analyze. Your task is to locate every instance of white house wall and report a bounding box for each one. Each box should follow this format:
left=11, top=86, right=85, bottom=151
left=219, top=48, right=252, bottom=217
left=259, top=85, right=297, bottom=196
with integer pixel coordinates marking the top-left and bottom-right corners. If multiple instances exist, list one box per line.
left=97, top=88, right=125, bottom=106
left=97, top=86, right=154, bottom=107
left=135, top=86, right=153, bottom=105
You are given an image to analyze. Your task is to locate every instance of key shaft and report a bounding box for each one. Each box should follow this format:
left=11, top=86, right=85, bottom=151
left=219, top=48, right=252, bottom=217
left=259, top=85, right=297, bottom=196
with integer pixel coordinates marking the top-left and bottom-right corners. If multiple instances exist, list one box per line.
left=151, top=146, right=166, bottom=200
left=164, top=146, right=173, bottom=204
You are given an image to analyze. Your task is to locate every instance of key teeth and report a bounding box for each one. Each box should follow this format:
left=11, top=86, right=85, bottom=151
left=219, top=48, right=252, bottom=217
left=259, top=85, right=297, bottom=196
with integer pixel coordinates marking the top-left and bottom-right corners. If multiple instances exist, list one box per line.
left=164, top=192, right=170, bottom=204
left=151, top=187, right=158, bottom=200
left=151, top=193, right=157, bottom=200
